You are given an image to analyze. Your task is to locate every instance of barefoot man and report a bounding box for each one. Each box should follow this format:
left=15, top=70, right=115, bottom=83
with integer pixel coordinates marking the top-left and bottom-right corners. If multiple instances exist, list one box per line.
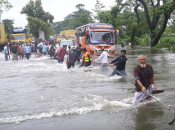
left=133, top=55, right=157, bottom=104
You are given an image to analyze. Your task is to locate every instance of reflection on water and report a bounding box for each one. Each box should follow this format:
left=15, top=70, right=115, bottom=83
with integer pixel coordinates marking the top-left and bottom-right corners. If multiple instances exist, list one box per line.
left=134, top=103, right=163, bottom=130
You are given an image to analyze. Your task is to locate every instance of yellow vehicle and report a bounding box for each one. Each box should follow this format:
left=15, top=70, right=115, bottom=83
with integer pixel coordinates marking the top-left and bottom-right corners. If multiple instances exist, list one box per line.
left=10, top=29, right=29, bottom=43
left=68, top=35, right=75, bottom=41
left=0, top=23, right=8, bottom=45
left=27, top=34, right=32, bottom=42
left=32, top=37, right=35, bottom=43
left=60, top=30, right=75, bottom=39
left=56, top=35, right=65, bottom=43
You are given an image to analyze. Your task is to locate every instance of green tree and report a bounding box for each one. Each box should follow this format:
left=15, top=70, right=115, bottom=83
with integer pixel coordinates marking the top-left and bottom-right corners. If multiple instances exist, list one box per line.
left=0, top=0, right=13, bottom=21
left=93, top=0, right=109, bottom=23
left=75, top=4, right=85, bottom=10
left=21, top=0, right=54, bottom=39
left=2, top=19, right=14, bottom=40
left=93, top=0, right=105, bottom=13
left=137, top=0, right=175, bottom=47
left=53, top=4, right=94, bottom=33
left=68, top=5, right=94, bottom=29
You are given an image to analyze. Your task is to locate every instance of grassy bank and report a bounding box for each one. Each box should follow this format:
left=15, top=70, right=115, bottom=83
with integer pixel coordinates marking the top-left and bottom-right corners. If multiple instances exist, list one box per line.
left=117, top=35, right=175, bottom=52
left=117, top=34, right=150, bottom=47
left=155, top=37, right=175, bottom=52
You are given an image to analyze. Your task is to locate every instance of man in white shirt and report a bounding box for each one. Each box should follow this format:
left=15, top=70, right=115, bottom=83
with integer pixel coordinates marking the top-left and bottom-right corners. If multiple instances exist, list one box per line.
left=94, top=48, right=109, bottom=68
left=4, top=44, right=9, bottom=61
left=37, top=41, right=44, bottom=57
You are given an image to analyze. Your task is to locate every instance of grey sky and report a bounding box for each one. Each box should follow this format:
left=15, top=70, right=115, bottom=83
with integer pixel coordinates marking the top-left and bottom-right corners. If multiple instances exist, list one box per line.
left=2, top=0, right=116, bottom=28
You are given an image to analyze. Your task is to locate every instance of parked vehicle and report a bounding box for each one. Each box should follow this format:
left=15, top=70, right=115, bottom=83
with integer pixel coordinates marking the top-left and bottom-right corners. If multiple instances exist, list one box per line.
left=60, top=30, right=75, bottom=40
left=56, top=34, right=65, bottom=43
left=10, top=29, right=29, bottom=43
left=0, top=23, right=8, bottom=45
left=60, top=40, right=75, bottom=52
left=27, top=34, right=32, bottom=42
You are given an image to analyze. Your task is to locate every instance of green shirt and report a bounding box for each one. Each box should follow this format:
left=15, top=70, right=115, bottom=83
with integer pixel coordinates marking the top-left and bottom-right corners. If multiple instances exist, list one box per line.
left=11, top=46, right=17, bottom=54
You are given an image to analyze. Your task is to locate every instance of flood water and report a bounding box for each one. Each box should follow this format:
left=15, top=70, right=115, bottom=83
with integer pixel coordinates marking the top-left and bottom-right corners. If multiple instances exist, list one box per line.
left=0, top=45, right=175, bottom=130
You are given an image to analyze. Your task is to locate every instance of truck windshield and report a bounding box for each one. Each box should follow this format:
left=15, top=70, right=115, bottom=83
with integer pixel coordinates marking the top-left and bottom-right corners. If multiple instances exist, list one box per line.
left=57, top=36, right=63, bottom=38
left=27, top=35, right=31, bottom=38
left=90, top=32, right=115, bottom=44
left=69, top=36, right=75, bottom=39
left=11, top=35, right=25, bottom=40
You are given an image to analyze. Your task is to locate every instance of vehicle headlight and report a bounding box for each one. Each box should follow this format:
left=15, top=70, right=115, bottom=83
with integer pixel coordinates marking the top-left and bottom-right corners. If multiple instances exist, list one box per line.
left=110, top=46, right=116, bottom=51
left=89, top=46, right=97, bottom=51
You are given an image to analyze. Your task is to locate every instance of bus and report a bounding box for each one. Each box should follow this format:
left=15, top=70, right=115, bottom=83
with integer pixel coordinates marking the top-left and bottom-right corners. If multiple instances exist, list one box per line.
left=75, top=23, right=116, bottom=55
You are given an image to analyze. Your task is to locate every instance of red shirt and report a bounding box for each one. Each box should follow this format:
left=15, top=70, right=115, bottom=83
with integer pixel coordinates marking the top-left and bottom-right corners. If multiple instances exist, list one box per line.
left=58, top=48, right=68, bottom=59
left=17, top=44, right=20, bottom=51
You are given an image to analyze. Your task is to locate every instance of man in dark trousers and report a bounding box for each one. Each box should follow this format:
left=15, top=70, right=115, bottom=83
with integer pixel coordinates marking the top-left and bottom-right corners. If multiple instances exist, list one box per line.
left=11, top=43, right=18, bottom=60
left=34, top=40, right=38, bottom=54
left=76, top=44, right=82, bottom=63
left=108, top=50, right=127, bottom=76
left=67, top=49, right=77, bottom=69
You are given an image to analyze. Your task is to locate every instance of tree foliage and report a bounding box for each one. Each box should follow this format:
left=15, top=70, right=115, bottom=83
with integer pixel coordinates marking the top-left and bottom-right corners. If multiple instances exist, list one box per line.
left=21, top=0, right=54, bottom=39
left=137, top=0, right=175, bottom=47
left=53, top=0, right=175, bottom=48
left=53, top=4, right=93, bottom=34
left=2, top=19, right=14, bottom=39
left=0, top=0, right=13, bottom=20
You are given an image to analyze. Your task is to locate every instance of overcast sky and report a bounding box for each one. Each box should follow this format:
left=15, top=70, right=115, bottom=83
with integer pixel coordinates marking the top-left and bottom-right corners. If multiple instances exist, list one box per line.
left=2, top=0, right=116, bottom=28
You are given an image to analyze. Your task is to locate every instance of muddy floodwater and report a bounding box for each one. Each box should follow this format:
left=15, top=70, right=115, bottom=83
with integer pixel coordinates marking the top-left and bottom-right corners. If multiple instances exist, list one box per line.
left=0, top=45, right=175, bottom=130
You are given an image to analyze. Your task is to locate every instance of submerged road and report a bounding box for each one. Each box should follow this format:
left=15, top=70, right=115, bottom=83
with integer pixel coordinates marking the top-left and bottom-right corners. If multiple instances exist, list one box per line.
left=0, top=45, right=175, bottom=130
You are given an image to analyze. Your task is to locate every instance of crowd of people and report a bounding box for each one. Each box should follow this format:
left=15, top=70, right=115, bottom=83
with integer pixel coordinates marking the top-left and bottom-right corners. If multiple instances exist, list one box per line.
left=3, top=41, right=160, bottom=104
left=3, top=40, right=58, bottom=61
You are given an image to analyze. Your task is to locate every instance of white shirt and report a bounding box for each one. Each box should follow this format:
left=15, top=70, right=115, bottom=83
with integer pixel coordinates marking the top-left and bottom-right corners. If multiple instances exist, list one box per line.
left=37, top=42, right=43, bottom=47
left=95, top=51, right=109, bottom=63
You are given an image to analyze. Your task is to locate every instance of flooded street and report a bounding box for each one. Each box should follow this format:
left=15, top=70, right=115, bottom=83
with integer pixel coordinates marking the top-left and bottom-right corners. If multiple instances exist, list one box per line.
left=0, top=45, right=175, bottom=130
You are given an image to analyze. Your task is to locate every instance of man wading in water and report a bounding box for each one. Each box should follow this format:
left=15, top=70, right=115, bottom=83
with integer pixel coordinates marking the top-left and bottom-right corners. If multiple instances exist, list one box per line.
left=93, top=48, right=109, bottom=68
left=133, top=55, right=157, bottom=104
left=80, top=48, right=92, bottom=67
left=108, top=50, right=127, bottom=76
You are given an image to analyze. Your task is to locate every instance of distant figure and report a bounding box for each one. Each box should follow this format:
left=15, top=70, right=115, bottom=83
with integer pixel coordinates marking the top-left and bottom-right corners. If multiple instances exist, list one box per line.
left=35, top=40, right=38, bottom=54
left=8, top=42, right=12, bottom=52
left=57, top=45, right=68, bottom=63
left=129, top=43, right=131, bottom=48
left=7, top=44, right=10, bottom=59
left=19, top=43, right=25, bottom=59
left=42, top=43, right=48, bottom=56
left=37, top=41, right=44, bottom=57
left=94, top=48, right=109, bottom=68
left=76, top=44, right=82, bottom=63
left=11, top=43, right=18, bottom=60
left=121, top=41, right=125, bottom=47
left=49, top=44, right=55, bottom=57
left=4, top=44, right=8, bottom=61
left=24, top=44, right=31, bottom=60
left=67, top=49, right=77, bottom=69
